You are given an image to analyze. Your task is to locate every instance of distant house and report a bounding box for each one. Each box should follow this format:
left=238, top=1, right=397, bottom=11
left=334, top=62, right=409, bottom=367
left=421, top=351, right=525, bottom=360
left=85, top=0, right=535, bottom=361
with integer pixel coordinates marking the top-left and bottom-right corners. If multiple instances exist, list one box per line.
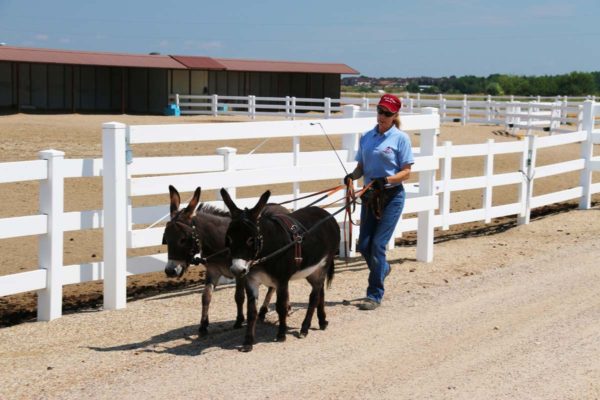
left=0, top=46, right=358, bottom=114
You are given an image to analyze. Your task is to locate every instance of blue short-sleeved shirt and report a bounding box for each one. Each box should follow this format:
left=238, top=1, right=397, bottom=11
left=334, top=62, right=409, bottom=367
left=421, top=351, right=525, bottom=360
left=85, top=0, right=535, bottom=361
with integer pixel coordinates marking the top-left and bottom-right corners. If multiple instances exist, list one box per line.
left=355, top=124, right=414, bottom=186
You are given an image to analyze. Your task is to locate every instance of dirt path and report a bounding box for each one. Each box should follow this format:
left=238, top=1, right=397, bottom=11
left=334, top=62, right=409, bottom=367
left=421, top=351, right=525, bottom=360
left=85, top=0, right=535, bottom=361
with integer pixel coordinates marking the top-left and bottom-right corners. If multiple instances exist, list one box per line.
left=1, top=207, right=599, bottom=399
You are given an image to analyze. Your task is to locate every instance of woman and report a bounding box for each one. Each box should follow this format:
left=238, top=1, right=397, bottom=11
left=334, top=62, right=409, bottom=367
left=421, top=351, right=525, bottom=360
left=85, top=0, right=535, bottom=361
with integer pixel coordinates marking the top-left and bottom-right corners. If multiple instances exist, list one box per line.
left=344, top=94, right=414, bottom=310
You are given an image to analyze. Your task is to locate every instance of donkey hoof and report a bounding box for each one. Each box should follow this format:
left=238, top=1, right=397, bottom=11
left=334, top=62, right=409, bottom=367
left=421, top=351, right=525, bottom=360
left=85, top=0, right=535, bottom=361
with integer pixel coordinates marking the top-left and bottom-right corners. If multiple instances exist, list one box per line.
left=240, top=344, right=253, bottom=352
left=198, top=328, right=208, bottom=338
left=276, top=334, right=287, bottom=342
left=233, top=320, right=244, bottom=329
left=258, top=308, right=268, bottom=321
left=319, top=321, right=329, bottom=330
left=299, top=330, right=308, bottom=338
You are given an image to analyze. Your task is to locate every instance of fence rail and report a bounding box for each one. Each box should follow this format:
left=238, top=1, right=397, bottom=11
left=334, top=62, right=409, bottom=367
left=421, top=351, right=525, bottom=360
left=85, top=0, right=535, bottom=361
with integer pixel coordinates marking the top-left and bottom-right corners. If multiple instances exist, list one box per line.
left=1, top=102, right=599, bottom=323
left=170, top=93, right=593, bottom=135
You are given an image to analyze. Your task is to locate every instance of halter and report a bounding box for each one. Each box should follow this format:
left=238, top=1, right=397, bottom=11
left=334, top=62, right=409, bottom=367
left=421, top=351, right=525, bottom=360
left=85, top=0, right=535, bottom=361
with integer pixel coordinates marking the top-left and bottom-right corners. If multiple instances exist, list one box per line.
left=162, top=212, right=204, bottom=267
left=237, top=209, right=265, bottom=263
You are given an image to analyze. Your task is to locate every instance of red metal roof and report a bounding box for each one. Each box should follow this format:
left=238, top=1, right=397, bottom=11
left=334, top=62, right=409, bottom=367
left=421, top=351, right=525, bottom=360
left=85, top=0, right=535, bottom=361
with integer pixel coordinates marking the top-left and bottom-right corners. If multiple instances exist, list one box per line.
left=0, top=46, right=359, bottom=74
left=170, top=55, right=226, bottom=70
left=213, top=57, right=359, bottom=74
left=0, top=46, right=186, bottom=69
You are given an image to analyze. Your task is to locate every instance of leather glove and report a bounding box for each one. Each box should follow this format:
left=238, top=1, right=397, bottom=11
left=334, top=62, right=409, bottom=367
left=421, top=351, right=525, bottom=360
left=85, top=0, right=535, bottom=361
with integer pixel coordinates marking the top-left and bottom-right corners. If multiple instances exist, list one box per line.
left=371, top=177, right=388, bottom=190
left=343, top=173, right=355, bottom=185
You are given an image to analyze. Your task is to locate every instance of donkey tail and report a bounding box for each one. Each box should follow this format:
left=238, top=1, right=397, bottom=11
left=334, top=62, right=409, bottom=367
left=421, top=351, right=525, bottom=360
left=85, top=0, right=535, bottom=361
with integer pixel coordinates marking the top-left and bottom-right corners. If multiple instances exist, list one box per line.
left=326, top=255, right=335, bottom=289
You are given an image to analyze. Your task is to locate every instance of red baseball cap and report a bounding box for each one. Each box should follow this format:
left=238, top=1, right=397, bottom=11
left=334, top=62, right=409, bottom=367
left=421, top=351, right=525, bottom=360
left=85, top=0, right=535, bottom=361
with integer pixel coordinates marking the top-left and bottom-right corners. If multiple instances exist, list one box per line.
left=378, top=94, right=401, bottom=113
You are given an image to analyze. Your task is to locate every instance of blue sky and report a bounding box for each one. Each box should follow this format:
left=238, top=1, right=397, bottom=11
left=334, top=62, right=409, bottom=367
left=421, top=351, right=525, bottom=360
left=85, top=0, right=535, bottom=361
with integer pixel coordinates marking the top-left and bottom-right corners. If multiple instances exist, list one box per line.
left=0, top=0, right=598, bottom=78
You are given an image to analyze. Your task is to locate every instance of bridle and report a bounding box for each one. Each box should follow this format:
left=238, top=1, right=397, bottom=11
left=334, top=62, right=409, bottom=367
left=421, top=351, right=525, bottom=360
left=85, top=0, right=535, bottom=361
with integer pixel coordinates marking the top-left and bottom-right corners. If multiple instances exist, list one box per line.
left=163, top=211, right=230, bottom=268
left=163, top=212, right=201, bottom=265
left=235, top=209, right=265, bottom=265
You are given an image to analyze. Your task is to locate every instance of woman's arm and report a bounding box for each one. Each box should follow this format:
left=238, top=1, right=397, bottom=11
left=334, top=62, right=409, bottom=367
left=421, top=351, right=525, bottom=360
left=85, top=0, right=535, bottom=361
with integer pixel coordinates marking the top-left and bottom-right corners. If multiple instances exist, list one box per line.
left=346, top=163, right=364, bottom=181
left=386, top=164, right=411, bottom=185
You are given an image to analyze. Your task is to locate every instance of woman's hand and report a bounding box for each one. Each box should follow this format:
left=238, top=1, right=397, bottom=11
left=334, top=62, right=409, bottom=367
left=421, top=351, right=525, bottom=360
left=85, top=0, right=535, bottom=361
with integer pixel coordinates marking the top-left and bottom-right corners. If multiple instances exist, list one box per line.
left=371, top=177, right=388, bottom=190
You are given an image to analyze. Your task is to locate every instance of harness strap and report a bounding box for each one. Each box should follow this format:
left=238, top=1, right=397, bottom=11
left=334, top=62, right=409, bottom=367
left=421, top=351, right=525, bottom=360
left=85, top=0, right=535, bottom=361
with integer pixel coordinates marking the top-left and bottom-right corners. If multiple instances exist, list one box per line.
left=272, top=214, right=307, bottom=267
left=277, top=184, right=345, bottom=207
left=190, top=247, right=230, bottom=266
left=250, top=195, right=362, bottom=267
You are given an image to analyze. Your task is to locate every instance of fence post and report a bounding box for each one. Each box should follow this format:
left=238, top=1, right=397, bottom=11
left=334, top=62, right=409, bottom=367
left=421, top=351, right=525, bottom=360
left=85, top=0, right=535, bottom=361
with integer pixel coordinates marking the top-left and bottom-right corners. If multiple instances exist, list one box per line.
left=486, top=95, right=492, bottom=122
left=285, top=96, right=291, bottom=119
left=292, top=137, right=301, bottom=210
left=579, top=100, right=594, bottom=209
left=340, top=105, right=360, bottom=257
left=102, top=122, right=128, bottom=310
left=175, top=93, right=180, bottom=108
left=439, top=141, right=452, bottom=230
left=517, top=134, right=537, bottom=225
left=291, top=97, right=297, bottom=120
left=324, top=97, right=331, bottom=119
left=216, top=147, right=238, bottom=201
left=407, top=98, right=414, bottom=113
left=212, top=94, right=218, bottom=117
left=361, top=96, right=369, bottom=110
left=483, top=139, right=494, bottom=223
left=37, top=149, right=65, bottom=321
left=416, top=107, right=439, bottom=262
left=249, top=95, right=256, bottom=120
left=461, top=94, right=468, bottom=125
left=341, top=105, right=360, bottom=162
left=561, top=96, right=568, bottom=125
left=441, top=97, right=447, bottom=121
left=550, top=101, right=561, bottom=133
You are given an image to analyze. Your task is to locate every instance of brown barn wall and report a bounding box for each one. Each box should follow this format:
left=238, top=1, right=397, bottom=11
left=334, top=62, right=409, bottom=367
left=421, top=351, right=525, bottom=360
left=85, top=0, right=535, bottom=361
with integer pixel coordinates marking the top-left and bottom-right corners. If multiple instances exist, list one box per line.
left=0, top=59, right=344, bottom=113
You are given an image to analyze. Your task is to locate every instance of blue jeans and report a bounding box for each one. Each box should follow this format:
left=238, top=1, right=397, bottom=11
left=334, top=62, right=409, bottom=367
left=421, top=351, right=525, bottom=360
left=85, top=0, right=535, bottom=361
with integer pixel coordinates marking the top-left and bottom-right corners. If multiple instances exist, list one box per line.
left=357, top=188, right=406, bottom=303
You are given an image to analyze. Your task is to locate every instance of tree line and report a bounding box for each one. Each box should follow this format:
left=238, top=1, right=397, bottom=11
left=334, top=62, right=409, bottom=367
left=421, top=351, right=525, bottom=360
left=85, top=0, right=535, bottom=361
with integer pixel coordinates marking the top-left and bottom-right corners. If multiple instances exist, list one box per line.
left=343, top=72, right=600, bottom=96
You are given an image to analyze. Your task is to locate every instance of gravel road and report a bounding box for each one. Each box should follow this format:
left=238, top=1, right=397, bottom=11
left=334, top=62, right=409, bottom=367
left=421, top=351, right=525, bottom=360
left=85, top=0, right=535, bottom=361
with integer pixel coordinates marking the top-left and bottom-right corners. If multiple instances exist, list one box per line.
left=1, top=207, right=599, bottom=399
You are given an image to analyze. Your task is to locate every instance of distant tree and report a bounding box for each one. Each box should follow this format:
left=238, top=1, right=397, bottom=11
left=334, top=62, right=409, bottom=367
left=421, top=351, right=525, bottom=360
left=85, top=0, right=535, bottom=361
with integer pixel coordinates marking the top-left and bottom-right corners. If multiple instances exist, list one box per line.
left=496, top=75, right=530, bottom=95
left=343, top=71, right=599, bottom=96
left=406, top=82, right=420, bottom=93
left=556, top=72, right=596, bottom=96
left=485, top=82, right=504, bottom=96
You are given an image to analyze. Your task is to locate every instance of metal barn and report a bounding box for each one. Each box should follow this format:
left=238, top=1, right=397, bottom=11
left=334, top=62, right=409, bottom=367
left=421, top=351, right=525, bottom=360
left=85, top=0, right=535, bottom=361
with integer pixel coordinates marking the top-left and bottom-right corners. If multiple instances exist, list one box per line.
left=0, top=46, right=358, bottom=114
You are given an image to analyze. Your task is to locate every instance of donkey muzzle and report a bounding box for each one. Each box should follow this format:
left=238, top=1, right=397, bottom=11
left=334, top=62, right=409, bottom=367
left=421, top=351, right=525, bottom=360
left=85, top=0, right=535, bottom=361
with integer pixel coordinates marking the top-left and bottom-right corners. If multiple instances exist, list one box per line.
left=165, top=260, right=187, bottom=278
left=230, top=258, right=250, bottom=278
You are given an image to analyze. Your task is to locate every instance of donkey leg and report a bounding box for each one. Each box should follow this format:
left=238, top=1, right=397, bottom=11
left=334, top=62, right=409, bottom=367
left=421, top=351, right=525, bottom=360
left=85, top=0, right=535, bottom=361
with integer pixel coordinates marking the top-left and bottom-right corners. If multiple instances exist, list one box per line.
left=233, top=278, right=245, bottom=329
left=275, top=284, right=289, bottom=342
left=300, top=284, right=320, bottom=337
left=199, top=281, right=215, bottom=336
left=241, top=281, right=259, bottom=352
left=317, top=286, right=328, bottom=330
left=259, top=287, right=275, bottom=321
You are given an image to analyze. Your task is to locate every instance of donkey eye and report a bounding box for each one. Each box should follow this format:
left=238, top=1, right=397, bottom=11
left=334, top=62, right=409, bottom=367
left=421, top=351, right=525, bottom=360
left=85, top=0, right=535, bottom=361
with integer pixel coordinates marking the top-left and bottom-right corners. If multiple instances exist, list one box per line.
left=246, top=237, right=254, bottom=247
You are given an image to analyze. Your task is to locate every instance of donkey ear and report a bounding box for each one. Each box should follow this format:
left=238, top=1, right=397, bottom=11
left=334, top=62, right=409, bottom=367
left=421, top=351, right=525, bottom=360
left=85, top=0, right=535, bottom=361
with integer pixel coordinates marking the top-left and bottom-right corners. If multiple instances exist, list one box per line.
left=220, top=188, right=241, bottom=215
left=184, top=187, right=202, bottom=216
left=169, top=185, right=181, bottom=218
left=250, top=190, right=271, bottom=220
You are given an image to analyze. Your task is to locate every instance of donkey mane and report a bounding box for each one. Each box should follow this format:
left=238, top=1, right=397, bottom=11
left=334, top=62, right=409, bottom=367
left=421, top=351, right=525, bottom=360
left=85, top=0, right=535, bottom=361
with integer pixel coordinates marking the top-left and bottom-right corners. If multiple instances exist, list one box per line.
left=197, top=203, right=230, bottom=218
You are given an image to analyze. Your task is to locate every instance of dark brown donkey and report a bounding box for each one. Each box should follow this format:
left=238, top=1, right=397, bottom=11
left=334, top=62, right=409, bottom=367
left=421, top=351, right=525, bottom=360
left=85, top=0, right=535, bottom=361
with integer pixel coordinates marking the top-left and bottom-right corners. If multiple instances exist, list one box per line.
left=221, top=188, right=340, bottom=352
left=163, top=185, right=287, bottom=336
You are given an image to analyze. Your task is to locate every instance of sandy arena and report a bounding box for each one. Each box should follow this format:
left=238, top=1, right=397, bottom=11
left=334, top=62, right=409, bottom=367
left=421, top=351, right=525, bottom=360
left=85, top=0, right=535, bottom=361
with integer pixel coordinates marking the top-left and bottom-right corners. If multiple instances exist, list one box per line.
left=0, top=113, right=599, bottom=399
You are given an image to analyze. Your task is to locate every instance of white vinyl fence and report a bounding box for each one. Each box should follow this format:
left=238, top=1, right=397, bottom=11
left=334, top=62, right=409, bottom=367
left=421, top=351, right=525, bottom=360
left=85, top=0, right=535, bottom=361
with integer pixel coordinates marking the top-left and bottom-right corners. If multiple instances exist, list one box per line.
left=170, top=94, right=341, bottom=119
left=344, top=93, right=590, bottom=133
left=171, top=93, right=591, bottom=134
left=103, top=106, right=440, bottom=310
left=1, top=101, right=599, bottom=323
